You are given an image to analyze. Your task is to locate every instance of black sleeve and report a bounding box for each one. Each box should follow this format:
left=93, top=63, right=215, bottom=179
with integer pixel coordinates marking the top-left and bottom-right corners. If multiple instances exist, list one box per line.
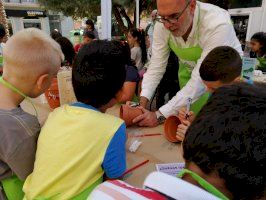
left=125, top=65, right=140, bottom=82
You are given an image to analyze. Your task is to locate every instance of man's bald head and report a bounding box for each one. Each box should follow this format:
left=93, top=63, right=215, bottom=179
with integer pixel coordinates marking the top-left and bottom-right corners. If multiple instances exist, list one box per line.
left=151, top=10, right=158, bottom=21
left=157, top=0, right=196, bottom=37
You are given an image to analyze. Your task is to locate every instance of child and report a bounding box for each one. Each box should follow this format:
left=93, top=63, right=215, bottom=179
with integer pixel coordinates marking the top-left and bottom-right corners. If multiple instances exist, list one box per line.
left=250, top=32, right=266, bottom=71
left=83, top=30, right=96, bottom=45
left=90, top=83, right=266, bottom=200
left=85, top=19, right=99, bottom=39
left=0, top=28, right=63, bottom=195
left=127, top=28, right=147, bottom=71
left=179, top=83, right=266, bottom=199
left=23, top=40, right=127, bottom=199
left=176, top=46, right=242, bottom=141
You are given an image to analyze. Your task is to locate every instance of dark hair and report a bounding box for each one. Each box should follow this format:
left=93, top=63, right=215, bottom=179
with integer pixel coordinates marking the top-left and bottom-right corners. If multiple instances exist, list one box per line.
left=55, top=37, right=76, bottom=66
left=121, top=41, right=133, bottom=66
left=129, top=28, right=147, bottom=65
left=0, top=24, right=6, bottom=39
left=251, top=32, right=266, bottom=56
left=83, top=31, right=95, bottom=39
left=50, top=30, right=62, bottom=40
left=200, top=46, right=242, bottom=83
left=85, top=19, right=95, bottom=31
left=183, top=82, right=266, bottom=200
left=72, top=40, right=126, bottom=108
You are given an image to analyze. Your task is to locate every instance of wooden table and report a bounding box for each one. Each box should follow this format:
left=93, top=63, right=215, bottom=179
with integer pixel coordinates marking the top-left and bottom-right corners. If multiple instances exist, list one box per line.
left=21, top=97, right=184, bottom=188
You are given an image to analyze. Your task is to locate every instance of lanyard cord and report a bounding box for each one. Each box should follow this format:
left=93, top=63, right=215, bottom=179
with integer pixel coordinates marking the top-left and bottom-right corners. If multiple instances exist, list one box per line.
left=178, top=169, right=229, bottom=200
left=0, top=76, right=38, bottom=118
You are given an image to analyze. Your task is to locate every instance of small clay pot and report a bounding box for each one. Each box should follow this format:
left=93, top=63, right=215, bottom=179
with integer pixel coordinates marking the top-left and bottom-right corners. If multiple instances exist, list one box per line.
left=164, top=116, right=182, bottom=143
left=120, top=105, right=143, bottom=127
left=45, top=78, right=60, bottom=109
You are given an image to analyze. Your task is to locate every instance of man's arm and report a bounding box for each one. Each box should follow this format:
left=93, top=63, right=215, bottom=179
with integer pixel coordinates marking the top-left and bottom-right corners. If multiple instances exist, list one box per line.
left=159, top=22, right=243, bottom=117
left=140, top=23, right=171, bottom=107
left=134, top=20, right=242, bottom=127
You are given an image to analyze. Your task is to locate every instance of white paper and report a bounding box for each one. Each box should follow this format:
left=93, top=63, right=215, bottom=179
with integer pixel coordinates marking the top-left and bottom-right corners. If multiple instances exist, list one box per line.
left=156, top=163, right=185, bottom=177
left=57, top=68, right=77, bottom=106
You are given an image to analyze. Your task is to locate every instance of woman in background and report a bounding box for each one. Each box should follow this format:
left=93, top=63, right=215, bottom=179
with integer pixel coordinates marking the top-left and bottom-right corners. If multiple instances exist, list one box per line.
left=127, top=28, right=147, bottom=72
left=55, top=37, right=76, bottom=66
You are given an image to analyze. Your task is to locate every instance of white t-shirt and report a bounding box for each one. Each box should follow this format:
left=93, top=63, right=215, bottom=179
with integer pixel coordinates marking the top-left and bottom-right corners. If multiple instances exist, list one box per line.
left=141, top=1, right=243, bottom=117
left=131, top=47, right=143, bottom=71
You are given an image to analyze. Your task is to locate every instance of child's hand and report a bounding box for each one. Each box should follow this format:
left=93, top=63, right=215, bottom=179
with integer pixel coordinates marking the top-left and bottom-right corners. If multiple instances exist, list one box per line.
left=176, top=120, right=191, bottom=141
left=178, top=107, right=195, bottom=123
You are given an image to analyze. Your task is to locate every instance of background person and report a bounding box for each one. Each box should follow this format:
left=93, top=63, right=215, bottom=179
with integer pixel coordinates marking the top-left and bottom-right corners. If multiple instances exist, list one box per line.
left=55, top=36, right=76, bottom=66
left=85, top=19, right=99, bottom=39
left=250, top=32, right=266, bottom=72
left=127, top=28, right=147, bottom=71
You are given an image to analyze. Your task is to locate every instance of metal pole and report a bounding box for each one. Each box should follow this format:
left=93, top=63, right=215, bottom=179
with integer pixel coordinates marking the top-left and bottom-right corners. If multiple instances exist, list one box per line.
left=136, top=0, right=140, bottom=28
left=101, top=0, right=112, bottom=40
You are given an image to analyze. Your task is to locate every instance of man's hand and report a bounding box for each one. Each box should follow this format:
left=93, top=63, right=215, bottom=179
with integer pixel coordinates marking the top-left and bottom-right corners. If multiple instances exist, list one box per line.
left=132, top=107, right=159, bottom=127
left=139, top=96, right=149, bottom=109
left=176, top=120, right=191, bottom=141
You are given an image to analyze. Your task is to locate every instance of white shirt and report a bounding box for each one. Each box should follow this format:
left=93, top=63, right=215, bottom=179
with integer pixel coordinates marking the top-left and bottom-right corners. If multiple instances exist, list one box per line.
left=141, top=1, right=243, bottom=117
left=131, top=47, right=143, bottom=70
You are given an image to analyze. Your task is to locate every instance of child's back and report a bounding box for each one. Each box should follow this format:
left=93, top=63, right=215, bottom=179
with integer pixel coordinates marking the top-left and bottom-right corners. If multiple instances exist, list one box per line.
left=0, top=108, right=40, bottom=180
left=23, top=40, right=127, bottom=200
left=0, top=28, right=63, bottom=198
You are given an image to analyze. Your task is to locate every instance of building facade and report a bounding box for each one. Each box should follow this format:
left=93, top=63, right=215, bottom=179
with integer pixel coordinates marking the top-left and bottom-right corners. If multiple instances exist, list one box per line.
left=229, top=0, right=266, bottom=41
left=3, top=0, right=74, bottom=38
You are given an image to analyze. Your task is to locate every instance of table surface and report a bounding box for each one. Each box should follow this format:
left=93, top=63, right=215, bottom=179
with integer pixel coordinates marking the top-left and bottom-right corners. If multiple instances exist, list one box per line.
left=21, top=96, right=184, bottom=187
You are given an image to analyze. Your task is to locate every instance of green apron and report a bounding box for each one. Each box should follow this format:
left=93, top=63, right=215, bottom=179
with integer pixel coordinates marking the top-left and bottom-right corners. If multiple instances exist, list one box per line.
left=1, top=176, right=24, bottom=200
left=256, top=56, right=266, bottom=72
left=168, top=5, right=209, bottom=115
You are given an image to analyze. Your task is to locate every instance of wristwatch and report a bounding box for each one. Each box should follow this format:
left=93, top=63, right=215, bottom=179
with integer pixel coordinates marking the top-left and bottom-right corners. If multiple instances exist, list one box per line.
left=155, top=111, right=166, bottom=124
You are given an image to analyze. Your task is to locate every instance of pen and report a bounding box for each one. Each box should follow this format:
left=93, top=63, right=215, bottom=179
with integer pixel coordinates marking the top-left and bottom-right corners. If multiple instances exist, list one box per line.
left=186, top=98, right=192, bottom=119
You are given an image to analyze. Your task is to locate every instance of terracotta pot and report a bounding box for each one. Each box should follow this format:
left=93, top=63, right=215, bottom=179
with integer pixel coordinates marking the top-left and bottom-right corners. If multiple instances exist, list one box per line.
left=45, top=78, right=60, bottom=109
left=164, top=116, right=182, bottom=143
left=120, top=105, right=143, bottom=127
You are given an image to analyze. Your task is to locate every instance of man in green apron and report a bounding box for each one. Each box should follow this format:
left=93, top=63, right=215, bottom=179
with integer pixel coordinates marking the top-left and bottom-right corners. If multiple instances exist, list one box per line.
left=133, top=0, right=243, bottom=127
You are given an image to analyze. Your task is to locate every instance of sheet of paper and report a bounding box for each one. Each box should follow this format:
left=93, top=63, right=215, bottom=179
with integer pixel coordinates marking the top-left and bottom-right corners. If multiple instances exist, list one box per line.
left=242, top=57, right=257, bottom=84
left=57, top=68, right=77, bottom=105
left=156, top=163, right=185, bottom=177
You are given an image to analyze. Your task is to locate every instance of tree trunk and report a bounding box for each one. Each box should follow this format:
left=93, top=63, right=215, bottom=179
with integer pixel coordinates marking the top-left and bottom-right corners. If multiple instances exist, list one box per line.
left=119, top=6, right=133, bottom=30
left=113, top=4, right=128, bottom=36
left=0, top=0, right=9, bottom=41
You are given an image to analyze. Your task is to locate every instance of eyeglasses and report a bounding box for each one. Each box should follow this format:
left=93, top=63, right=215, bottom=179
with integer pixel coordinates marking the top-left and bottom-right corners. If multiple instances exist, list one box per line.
left=155, top=1, right=191, bottom=24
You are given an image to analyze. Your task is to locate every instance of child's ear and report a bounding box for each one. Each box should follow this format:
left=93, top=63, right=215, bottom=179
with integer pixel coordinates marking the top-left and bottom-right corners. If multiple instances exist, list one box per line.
left=234, top=76, right=241, bottom=82
left=36, top=74, right=50, bottom=91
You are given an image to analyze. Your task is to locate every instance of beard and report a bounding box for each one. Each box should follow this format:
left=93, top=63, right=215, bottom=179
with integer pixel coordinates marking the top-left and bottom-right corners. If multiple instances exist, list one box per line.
left=170, top=12, right=194, bottom=37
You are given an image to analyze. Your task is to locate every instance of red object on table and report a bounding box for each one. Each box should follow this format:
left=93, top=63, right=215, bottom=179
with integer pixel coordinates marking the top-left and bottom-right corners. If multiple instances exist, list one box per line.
left=45, top=78, right=60, bottom=109
left=129, top=133, right=163, bottom=138
left=123, top=159, right=149, bottom=176
left=164, top=116, right=182, bottom=143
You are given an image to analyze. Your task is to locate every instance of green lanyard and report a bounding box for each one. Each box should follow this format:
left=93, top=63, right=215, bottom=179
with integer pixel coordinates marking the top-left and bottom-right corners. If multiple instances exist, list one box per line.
left=178, top=169, right=229, bottom=200
left=0, top=76, right=38, bottom=117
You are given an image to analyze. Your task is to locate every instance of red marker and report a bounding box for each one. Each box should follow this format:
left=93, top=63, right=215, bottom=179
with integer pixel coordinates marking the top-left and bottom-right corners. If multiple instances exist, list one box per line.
left=123, top=159, right=149, bottom=176
left=130, top=133, right=162, bottom=138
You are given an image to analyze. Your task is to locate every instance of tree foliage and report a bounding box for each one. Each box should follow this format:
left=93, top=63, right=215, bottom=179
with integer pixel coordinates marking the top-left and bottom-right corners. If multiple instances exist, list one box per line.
left=38, top=0, right=156, bottom=30
left=38, top=0, right=101, bottom=20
